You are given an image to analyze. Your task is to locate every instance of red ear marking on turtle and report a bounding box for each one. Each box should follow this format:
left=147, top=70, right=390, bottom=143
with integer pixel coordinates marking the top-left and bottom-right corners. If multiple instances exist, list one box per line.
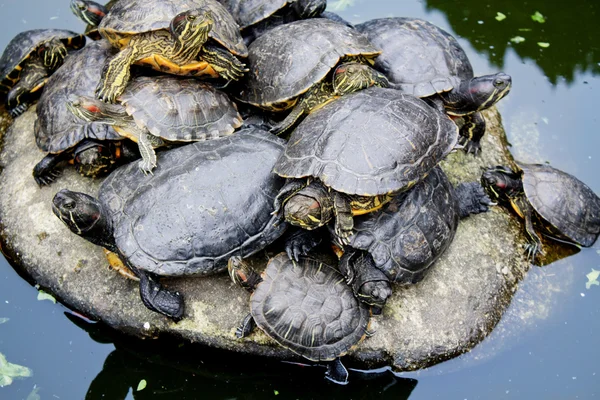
left=83, top=104, right=101, bottom=113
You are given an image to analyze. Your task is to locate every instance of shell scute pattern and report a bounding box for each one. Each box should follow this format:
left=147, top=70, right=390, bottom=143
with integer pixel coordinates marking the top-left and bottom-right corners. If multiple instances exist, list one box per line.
left=274, top=88, right=457, bottom=196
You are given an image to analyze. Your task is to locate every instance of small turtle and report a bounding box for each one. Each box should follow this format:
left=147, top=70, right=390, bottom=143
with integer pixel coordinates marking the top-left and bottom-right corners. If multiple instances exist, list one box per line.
left=221, top=0, right=326, bottom=43
left=68, top=74, right=243, bottom=174
left=33, top=41, right=136, bottom=186
left=70, top=0, right=118, bottom=40
left=237, top=18, right=390, bottom=135
left=95, top=0, right=248, bottom=103
left=482, top=162, right=600, bottom=259
left=0, top=29, right=85, bottom=116
left=336, top=167, right=492, bottom=312
left=229, top=253, right=371, bottom=384
left=52, top=128, right=289, bottom=319
left=356, top=17, right=512, bottom=154
left=273, top=87, right=458, bottom=242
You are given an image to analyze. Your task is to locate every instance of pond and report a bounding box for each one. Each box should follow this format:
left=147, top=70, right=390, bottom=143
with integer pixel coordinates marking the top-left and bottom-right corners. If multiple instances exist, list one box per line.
left=0, top=0, right=599, bottom=398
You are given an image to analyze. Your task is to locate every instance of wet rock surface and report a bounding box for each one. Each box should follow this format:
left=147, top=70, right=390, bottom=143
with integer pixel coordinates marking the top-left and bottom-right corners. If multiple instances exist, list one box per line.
left=0, top=106, right=529, bottom=371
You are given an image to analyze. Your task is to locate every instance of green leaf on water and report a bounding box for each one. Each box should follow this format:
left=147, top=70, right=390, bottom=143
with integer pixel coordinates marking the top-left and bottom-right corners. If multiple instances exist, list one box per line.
left=537, top=42, right=550, bottom=48
left=510, top=36, right=526, bottom=44
left=495, top=12, right=506, bottom=21
left=137, top=379, right=147, bottom=391
left=531, top=11, right=546, bottom=23
left=586, top=269, right=600, bottom=289
left=519, top=28, right=532, bottom=32
left=0, top=318, right=9, bottom=325
left=26, top=385, right=41, bottom=400
left=274, top=390, right=279, bottom=395
left=37, top=290, right=56, bottom=304
left=329, top=0, right=354, bottom=11
left=0, top=352, right=33, bottom=387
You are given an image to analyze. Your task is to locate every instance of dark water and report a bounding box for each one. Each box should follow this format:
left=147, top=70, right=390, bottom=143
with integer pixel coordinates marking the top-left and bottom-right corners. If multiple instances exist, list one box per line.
left=0, top=0, right=599, bottom=398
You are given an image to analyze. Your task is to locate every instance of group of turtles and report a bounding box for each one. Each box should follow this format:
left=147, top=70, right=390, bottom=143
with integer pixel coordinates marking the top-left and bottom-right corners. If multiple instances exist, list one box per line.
left=3, top=0, right=600, bottom=385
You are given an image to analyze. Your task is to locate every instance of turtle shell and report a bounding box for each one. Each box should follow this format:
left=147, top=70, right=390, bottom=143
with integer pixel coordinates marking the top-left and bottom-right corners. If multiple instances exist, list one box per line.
left=35, top=40, right=122, bottom=154
left=120, top=75, right=243, bottom=142
left=519, top=162, right=600, bottom=247
left=221, top=0, right=291, bottom=29
left=0, top=29, right=85, bottom=95
left=273, top=87, right=458, bottom=196
left=238, top=18, right=380, bottom=111
left=349, top=167, right=459, bottom=284
left=251, top=253, right=370, bottom=361
left=100, top=128, right=287, bottom=276
left=82, top=0, right=119, bottom=40
left=99, top=0, right=247, bottom=57
left=356, top=17, right=473, bottom=98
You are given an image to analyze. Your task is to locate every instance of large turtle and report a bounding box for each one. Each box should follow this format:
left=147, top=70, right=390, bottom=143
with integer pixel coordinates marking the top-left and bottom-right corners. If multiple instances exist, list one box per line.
left=482, top=162, right=600, bottom=259
left=356, top=17, right=512, bottom=154
left=67, top=74, right=243, bottom=174
left=229, top=253, right=371, bottom=384
left=95, top=0, right=248, bottom=103
left=70, top=0, right=118, bottom=40
left=273, top=87, right=458, bottom=242
left=336, top=167, right=492, bottom=312
left=237, top=18, right=390, bottom=135
left=33, top=40, right=136, bottom=186
left=0, top=29, right=85, bottom=116
left=220, top=0, right=326, bottom=43
left=52, top=129, right=290, bottom=320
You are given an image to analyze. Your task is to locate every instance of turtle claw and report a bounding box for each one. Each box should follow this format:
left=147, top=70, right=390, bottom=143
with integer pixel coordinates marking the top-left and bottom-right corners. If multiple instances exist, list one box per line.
left=34, top=169, right=61, bottom=187
left=524, top=241, right=544, bottom=261
left=458, top=136, right=482, bottom=155
left=138, top=160, right=156, bottom=175
left=9, top=103, right=29, bottom=117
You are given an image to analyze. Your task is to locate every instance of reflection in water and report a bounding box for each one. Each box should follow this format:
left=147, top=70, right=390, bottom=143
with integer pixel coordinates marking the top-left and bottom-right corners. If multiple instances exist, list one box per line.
left=426, top=0, right=600, bottom=84
left=66, top=312, right=418, bottom=400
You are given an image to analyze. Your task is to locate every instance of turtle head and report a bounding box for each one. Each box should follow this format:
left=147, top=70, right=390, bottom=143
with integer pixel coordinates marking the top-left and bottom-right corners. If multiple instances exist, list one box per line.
left=52, top=189, right=114, bottom=249
left=73, top=141, right=117, bottom=178
left=67, top=94, right=127, bottom=125
left=333, top=63, right=390, bottom=96
left=293, top=0, right=327, bottom=19
left=170, top=8, right=214, bottom=52
left=283, top=182, right=334, bottom=230
left=70, top=0, right=108, bottom=26
left=481, top=165, right=523, bottom=202
left=228, top=256, right=262, bottom=293
left=38, top=38, right=67, bottom=70
left=448, top=73, right=512, bottom=114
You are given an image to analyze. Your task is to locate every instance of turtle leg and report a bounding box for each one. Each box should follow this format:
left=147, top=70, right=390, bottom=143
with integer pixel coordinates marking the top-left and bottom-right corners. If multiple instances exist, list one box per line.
left=235, top=313, right=256, bottom=338
left=135, top=133, right=164, bottom=175
left=325, top=358, right=349, bottom=385
left=199, top=44, right=247, bottom=82
left=6, top=61, right=48, bottom=116
left=33, top=152, right=70, bottom=186
left=517, top=197, right=544, bottom=260
left=458, top=112, right=486, bottom=155
left=96, top=47, right=136, bottom=103
left=133, top=266, right=184, bottom=321
left=339, top=248, right=392, bottom=314
left=270, top=104, right=306, bottom=136
left=454, top=181, right=494, bottom=218
left=332, top=192, right=354, bottom=244
left=284, top=228, right=322, bottom=262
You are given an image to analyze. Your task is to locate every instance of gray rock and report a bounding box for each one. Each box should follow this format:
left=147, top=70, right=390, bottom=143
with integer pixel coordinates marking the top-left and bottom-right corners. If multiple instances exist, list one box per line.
left=0, top=106, right=530, bottom=371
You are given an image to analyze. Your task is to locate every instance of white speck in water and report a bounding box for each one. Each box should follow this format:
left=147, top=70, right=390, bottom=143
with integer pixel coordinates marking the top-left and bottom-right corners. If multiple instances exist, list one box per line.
left=143, top=322, right=150, bottom=329
left=506, top=390, right=510, bottom=394
left=478, top=20, right=484, bottom=24
left=4, top=301, right=8, bottom=304
left=581, top=293, right=586, bottom=297
left=21, top=19, right=26, bottom=24
left=489, top=45, right=495, bottom=49
left=50, top=16, right=59, bottom=20
left=573, top=376, right=577, bottom=380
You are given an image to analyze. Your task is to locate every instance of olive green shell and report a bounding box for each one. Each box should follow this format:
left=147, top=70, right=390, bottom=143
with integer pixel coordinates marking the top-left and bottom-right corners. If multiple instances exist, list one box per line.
left=250, top=253, right=370, bottom=361
left=0, top=29, right=85, bottom=94
left=238, top=18, right=380, bottom=111
left=99, top=0, right=247, bottom=56
left=356, top=18, right=473, bottom=98
left=273, top=87, right=458, bottom=196
left=120, top=75, right=243, bottom=142
left=519, top=162, right=600, bottom=247
left=35, top=41, right=121, bottom=154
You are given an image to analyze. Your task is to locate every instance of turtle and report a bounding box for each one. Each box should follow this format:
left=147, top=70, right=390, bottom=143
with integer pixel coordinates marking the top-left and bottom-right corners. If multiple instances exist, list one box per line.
left=272, top=87, right=458, bottom=243
left=481, top=162, right=600, bottom=260
left=70, top=0, right=118, bottom=40
left=228, top=252, right=371, bottom=384
left=0, top=29, right=85, bottom=116
left=355, top=17, right=512, bottom=155
left=52, top=128, right=290, bottom=320
left=236, top=18, right=390, bottom=135
left=33, top=40, right=138, bottom=186
left=95, top=0, right=248, bottom=103
left=67, top=74, right=243, bottom=174
left=335, top=167, right=492, bottom=312
left=220, top=0, right=326, bottom=44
